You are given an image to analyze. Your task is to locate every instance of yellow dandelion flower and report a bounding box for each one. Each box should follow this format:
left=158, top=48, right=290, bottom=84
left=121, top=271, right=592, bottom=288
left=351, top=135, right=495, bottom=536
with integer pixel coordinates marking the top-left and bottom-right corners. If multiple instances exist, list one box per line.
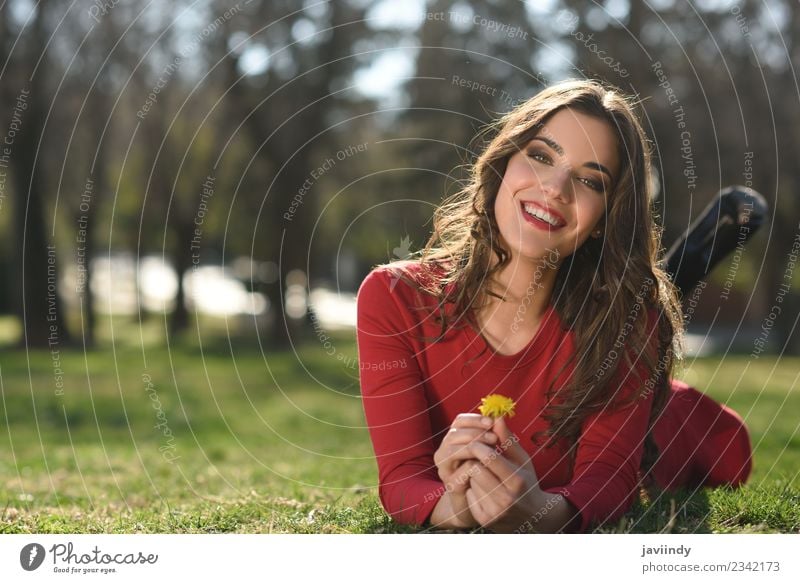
left=478, top=394, right=517, bottom=419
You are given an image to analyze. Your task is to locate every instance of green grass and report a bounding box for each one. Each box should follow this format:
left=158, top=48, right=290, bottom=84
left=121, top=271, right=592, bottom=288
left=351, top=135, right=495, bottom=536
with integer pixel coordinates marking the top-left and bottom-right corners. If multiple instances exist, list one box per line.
left=0, top=321, right=798, bottom=533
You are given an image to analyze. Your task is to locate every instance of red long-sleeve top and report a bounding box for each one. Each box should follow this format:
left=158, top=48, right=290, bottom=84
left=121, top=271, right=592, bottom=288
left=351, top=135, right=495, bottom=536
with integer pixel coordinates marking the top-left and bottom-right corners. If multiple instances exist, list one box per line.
left=356, top=262, right=654, bottom=532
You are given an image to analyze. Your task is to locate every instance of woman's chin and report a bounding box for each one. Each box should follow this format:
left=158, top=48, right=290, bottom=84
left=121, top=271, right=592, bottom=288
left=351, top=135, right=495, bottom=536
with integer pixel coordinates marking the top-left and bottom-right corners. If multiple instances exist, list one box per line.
left=509, top=245, right=564, bottom=265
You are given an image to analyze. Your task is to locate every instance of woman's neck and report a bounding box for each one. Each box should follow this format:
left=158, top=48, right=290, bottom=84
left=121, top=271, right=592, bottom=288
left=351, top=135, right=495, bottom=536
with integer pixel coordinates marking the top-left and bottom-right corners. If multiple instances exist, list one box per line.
left=474, top=251, right=560, bottom=353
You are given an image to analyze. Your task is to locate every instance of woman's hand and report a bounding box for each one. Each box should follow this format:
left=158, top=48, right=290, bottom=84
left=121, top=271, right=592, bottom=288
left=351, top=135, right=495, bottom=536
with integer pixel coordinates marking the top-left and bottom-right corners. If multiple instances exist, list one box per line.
left=464, top=416, right=554, bottom=532
left=430, top=413, right=497, bottom=529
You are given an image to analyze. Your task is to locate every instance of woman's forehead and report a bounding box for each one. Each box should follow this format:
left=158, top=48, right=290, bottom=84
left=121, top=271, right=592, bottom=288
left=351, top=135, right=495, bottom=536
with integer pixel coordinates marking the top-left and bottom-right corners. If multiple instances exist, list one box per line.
left=532, top=108, right=620, bottom=175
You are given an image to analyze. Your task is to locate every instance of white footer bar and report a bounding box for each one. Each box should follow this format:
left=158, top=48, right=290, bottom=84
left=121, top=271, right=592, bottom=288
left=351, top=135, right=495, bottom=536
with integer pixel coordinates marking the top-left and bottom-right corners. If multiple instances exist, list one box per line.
left=1, top=534, right=797, bottom=582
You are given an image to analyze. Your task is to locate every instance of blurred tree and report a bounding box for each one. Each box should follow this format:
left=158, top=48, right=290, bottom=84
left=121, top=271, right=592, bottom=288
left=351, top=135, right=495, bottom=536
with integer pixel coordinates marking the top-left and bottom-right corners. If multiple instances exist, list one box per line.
left=56, top=7, right=123, bottom=348
left=0, top=0, right=71, bottom=347
left=215, top=0, right=384, bottom=347
left=0, top=3, right=13, bottom=315
left=772, top=0, right=800, bottom=350
left=165, top=101, right=226, bottom=336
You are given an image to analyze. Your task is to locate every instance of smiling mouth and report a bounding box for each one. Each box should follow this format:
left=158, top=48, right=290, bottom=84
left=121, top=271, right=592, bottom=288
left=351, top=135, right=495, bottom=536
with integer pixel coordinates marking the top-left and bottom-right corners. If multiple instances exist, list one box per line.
left=520, top=201, right=566, bottom=229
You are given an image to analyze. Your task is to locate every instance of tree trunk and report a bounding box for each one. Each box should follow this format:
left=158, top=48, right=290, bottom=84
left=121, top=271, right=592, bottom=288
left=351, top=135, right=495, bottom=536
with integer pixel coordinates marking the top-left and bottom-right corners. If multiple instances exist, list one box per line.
left=169, top=213, right=194, bottom=336
left=10, top=2, right=70, bottom=348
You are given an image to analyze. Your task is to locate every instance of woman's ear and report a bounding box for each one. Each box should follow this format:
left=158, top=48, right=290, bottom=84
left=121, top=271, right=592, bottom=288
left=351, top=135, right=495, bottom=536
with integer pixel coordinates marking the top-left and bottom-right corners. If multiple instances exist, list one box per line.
left=590, top=215, right=607, bottom=239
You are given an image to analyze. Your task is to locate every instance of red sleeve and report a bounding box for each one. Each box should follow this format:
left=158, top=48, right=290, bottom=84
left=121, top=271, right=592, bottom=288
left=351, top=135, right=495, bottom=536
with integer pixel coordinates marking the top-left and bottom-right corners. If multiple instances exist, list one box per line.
left=544, top=312, right=660, bottom=532
left=356, top=268, right=445, bottom=526
left=544, top=389, right=653, bottom=532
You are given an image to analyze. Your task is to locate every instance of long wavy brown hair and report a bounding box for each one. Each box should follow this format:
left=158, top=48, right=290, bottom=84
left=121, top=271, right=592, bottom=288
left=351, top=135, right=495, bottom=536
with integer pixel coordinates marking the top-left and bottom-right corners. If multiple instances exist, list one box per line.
left=390, top=79, right=684, bottom=468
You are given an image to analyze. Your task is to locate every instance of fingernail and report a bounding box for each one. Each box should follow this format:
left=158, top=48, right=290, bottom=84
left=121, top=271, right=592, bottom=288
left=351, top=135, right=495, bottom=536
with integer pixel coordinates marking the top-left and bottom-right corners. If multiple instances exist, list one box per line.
left=481, top=417, right=492, bottom=427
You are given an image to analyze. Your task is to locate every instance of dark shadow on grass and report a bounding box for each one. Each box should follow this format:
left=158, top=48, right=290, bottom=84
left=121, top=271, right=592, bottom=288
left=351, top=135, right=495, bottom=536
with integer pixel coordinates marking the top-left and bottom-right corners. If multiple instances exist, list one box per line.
left=360, top=489, right=715, bottom=534
left=595, top=487, right=712, bottom=533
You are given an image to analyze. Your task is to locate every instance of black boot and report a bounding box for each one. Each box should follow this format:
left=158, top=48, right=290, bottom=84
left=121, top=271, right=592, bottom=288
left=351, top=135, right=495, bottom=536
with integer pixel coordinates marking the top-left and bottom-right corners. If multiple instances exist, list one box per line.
left=665, top=186, right=768, bottom=297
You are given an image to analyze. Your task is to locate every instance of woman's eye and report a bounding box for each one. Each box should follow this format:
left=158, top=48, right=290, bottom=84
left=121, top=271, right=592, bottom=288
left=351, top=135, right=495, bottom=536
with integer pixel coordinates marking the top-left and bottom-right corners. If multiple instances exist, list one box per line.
left=580, top=177, right=606, bottom=192
left=526, top=150, right=550, bottom=164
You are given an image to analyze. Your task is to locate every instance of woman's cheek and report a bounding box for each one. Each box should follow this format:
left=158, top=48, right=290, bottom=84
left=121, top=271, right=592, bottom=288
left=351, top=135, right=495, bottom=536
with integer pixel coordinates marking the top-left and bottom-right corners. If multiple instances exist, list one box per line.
left=507, top=160, right=536, bottom=189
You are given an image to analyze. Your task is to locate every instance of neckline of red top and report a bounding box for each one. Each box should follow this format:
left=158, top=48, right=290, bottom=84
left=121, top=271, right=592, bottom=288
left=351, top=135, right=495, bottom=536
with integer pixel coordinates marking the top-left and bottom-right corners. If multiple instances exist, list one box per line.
left=462, top=303, right=562, bottom=369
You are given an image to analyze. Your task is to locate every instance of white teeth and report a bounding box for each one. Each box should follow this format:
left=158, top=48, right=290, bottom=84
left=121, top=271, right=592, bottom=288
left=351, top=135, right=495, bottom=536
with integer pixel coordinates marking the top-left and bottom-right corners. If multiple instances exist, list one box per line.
left=522, top=203, right=562, bottom=227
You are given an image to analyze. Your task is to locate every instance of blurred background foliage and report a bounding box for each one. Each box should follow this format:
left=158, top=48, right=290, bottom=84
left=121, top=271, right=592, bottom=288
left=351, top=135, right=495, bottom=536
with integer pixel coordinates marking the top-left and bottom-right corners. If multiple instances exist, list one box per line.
left=0, top=0, right=798, bottom=353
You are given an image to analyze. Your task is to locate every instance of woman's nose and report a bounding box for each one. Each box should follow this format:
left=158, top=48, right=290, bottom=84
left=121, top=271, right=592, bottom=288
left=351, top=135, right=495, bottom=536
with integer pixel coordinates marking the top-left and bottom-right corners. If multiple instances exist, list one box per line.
left=541, top=169, right=571, bottom=202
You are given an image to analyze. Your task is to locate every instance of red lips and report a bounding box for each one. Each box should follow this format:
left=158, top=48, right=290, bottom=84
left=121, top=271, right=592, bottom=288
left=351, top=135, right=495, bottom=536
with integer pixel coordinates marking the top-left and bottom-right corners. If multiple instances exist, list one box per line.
left=519, top=200, right=566, bottom=231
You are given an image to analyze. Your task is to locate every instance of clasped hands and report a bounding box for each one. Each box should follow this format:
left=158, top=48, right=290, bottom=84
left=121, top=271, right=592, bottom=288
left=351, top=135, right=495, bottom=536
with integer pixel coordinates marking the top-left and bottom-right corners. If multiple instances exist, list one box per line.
left=433, top=412, right=543, bottom=532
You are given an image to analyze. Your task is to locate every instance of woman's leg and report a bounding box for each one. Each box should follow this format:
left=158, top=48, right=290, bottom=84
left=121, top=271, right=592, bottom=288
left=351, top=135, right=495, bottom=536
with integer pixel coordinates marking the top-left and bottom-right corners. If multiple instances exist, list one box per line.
left=648, top=380, right=753, bottom=490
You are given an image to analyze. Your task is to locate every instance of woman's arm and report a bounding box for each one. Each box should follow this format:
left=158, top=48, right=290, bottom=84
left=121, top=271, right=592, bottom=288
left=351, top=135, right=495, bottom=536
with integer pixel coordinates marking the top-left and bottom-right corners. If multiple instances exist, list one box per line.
left=358, top=268, right=475, bottom=526
left=540, top=328, right=659, bottom=531
left=541, top=386, right=654, bottom=531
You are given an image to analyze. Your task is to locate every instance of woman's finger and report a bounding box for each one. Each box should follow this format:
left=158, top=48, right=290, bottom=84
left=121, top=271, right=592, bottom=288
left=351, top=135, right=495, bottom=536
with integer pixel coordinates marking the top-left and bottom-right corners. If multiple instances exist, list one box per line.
left=444, top=427, right=497, bottom=446
left=467, top=440, right=517, bottom=481
left=492, top=417, right=534, bottom=469
left=468, top=456, right=505, bottom=493
left=468, top=478, right=502, bottom=522
left=465, top=487, right=490, bottom=525
left=452, top=413, right=494, bottom=430
left=470, top=462, right=520, bottom=516
left=447, top=460, right=481, bottom=493
left=436, top=443, right=481, bottom=473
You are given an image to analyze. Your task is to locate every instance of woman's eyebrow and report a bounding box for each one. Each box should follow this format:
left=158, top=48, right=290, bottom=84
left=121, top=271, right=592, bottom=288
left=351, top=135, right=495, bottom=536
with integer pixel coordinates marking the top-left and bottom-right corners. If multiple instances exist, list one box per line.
left=530, top=136, right=614, bottom=181
left=531, top=136, right=564, bottom=155
left=583, top=161, right=614, bottom=182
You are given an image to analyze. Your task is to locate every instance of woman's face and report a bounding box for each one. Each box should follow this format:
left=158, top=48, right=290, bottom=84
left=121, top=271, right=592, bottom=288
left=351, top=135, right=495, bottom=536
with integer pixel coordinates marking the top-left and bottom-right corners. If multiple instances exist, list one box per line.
left=493, top=107, right=620, bottom=265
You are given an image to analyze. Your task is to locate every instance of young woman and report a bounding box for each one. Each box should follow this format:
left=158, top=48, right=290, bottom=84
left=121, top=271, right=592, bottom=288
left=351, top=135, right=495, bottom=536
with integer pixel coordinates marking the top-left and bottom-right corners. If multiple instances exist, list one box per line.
left=356, top=79, right=752, bottom=533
